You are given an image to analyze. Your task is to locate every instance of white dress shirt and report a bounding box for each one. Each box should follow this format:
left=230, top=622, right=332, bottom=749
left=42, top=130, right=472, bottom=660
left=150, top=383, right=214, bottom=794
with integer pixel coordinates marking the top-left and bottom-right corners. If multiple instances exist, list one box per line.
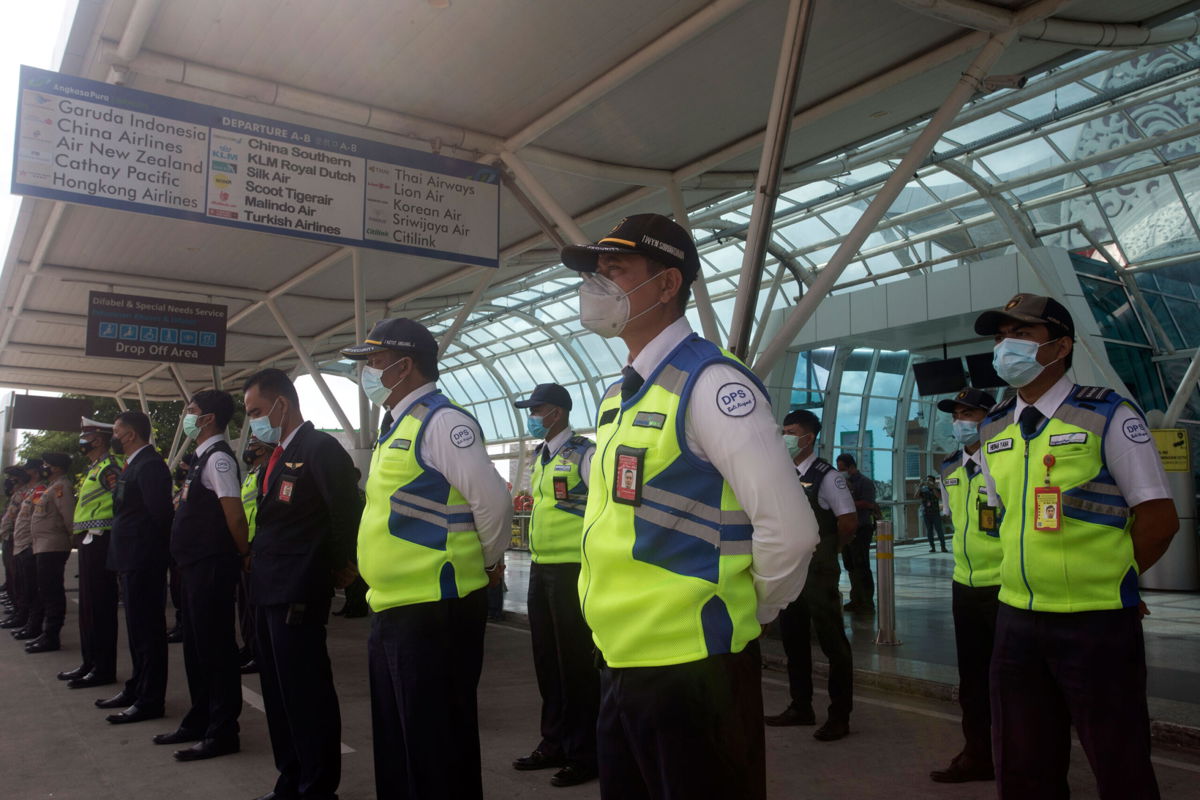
left=193, top=434, right=242, bottom=499
left=794, top=452, right=857, bottom=517
left=538, top=427, right=594, bottom=485
left=982, top=375, right=1171, bottom=508
left=628, top=317, right=819, bottom=624
left=387, top=382, right=513, bottom=568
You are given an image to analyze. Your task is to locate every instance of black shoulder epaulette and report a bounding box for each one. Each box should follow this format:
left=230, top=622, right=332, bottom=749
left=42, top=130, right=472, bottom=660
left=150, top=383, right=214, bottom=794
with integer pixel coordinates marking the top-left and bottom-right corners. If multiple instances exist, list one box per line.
left=940, top=450, right=961, bottom=468
left=567, top=434, right=594, bottom=450
left=811, top=458, right=832, bottom=474
left=989, top=396, right=1016, bottom=415
left=1073, top=385, right=1114, bottom=402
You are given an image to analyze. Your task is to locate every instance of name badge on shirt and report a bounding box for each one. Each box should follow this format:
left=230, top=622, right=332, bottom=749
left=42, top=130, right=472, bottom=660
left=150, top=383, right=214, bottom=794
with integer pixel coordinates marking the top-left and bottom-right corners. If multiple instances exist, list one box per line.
left=389, top=439, right=412, bottom=450
left=1049, top=432, right=1088, bottom=446
left=553, top=464, right=573, bottom=473
left=632, top=411, right=666, bottom=429
left=611, top=445, right=645, bottom=506
left=1033, top=486, right=1061, bottom=532
left=943, top=478, right=959, bottom=486
left=553, top=476, right=569, bottom=501
left=278, top=480, right=295, bottom=503
left=987, top=438, right=1014, bottom=454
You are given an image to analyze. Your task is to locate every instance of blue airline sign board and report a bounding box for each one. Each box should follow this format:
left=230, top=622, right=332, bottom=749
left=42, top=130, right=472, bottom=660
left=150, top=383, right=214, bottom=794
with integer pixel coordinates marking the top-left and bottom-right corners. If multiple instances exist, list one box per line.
left=12, top=66, right=500, bottom=267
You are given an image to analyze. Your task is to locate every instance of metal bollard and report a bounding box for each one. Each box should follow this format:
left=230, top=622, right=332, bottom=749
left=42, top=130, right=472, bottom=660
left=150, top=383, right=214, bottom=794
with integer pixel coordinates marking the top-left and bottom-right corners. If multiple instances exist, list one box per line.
left=875, top=520, right=901, bottom=646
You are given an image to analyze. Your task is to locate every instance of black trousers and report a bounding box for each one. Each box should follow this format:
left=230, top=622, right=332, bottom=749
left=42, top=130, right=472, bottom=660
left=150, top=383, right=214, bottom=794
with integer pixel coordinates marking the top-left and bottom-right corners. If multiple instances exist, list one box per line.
left=527, top=562, right=599, bottom=769
left=991, top=605, right=1159, bottom=800
left=12, top=548, right=37, bottom=627
left=597, top=640, right=765, bottom=800
left=257, top=600, right=341, bottom=800
left=368, top=588, right=487, bottom=800
left=778, top=561, right=854, bottom=721
left=1, top=535, right=13, bottom=594
left=78, top=535, right=119, bottom=677
left=237, top=571, right=255, bottom=661
left=923, top=511, right=946, bottom=549
left=120, top=566, right=168, bottom=712
left=841, top=522, right=875, bottom=607
left=951, top=581, right=999, bottom=765
left=341, top=575, right=368, bottom=613
left=168, top=560, right=183, bottom=628
left=27, top=550, right=69, bottom=637
left=179, top=555, right=242, bottom=741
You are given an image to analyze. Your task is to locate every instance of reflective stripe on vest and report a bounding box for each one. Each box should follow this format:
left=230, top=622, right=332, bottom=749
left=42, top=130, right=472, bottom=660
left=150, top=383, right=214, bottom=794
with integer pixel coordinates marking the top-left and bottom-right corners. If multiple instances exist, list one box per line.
left=529, top=434, right=592, bottom=564
left=358, top=391, right=484, bottom=612
left=72, top=455, right=122, bottom=533
left=241, top=468, right=260, bottom=542
left=981, top=386, right=1138, bottom=612
left=579, top=335, right=762, bottom=668
left=939, top=452, right=1001, bottom=587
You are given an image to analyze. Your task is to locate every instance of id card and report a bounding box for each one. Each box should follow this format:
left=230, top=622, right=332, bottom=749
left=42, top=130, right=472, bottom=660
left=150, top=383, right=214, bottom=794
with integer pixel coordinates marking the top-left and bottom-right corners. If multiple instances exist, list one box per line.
left=978, top=504, right=998, bottom=534
left=1033, top=486, right=1061, bottom=531
left=553, top=476, right=569, bottom=501
left=611, top=445, right=646, bottom=506
left=278, top=479, right=295, bottom=503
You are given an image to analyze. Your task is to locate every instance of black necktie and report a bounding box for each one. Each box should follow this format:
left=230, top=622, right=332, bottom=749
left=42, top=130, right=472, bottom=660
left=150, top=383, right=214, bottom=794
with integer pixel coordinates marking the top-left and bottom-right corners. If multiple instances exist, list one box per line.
left=379, top=411, right=394, bottom=438
left=621, top=366, right=644, bottom=402
left=540, top=445, right=550, bottom=466
left=966, top=458, right=980, bottom=479
left=1019, top=406, right=1044, bottom=439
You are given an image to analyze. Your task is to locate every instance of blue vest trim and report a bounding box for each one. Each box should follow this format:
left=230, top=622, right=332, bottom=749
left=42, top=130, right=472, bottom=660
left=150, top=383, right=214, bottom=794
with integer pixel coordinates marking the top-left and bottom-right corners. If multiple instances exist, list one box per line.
left=1119, top=566, right=1140, bottom=608
left=439, top=561, right=459, bottom=600
left=1061, top=504, right=1128, bottom=530
left=700, top=595, right=734, bottom=656
left=632, top=513, right=719, bottom=583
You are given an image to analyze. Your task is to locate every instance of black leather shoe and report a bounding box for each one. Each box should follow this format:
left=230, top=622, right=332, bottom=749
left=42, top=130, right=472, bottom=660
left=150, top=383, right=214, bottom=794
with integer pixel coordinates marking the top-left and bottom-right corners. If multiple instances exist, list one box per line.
left=166, top=626, right=184, bottom=643
left=95, top=691, right=134, bottom=709
left=68, top=671, right=116, bottom=689
left=11, top=627, right=41, bottom=640
left=174, top=736, right=240, bottom=761
left=513, top=749, right=565, bottom=771
left=764, top=704, right=816, bottom=726
left=239, top=659, right=259, bottom=675
left=930, top=755, right=994, bottom=783
left=107, top=705, right=164, bottom=724
left=25, top=634, right=60, bottom=652
left=58, top=664, right=91, bottom=681
left=153, top=728, right=203, bottom=745
left=0, top=616, right=25, bottom=629
left=550, top=764, right=598, bottom=787
left=813, top=719, right=850, bottom=741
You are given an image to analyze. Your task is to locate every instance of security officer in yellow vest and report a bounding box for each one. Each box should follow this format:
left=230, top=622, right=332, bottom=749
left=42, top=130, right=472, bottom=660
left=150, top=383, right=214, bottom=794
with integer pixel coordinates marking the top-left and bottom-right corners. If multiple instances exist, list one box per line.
left=561, top=213, right=819, bottom=799
left=765, top=409, right=857, bottom=741
left=236, top=435, right=272, bottom=675
left=342, top=317, right=512, bottom=800
left=24, top=452, right=76, bottom=653
left=928, top=387, right=999, bottom=784
left=58, top=418, right=123, bottom=688
left=975, top=293, right=1178, bottom=800
left=511, top=382, right=599, bottom=787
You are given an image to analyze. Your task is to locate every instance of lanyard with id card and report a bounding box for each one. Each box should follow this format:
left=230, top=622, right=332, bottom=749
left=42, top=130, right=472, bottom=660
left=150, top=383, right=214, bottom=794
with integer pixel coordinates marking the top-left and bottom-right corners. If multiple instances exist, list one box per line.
left=1033, top=454, right=1061, bottom=532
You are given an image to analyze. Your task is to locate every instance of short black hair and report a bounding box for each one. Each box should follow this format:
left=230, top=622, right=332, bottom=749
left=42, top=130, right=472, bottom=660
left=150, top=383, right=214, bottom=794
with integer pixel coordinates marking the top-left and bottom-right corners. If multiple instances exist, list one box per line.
left=836, top=453, right=856, bottom=467
left=783, top=408, right=821, bottom=434
left=191, top=389, right=235, bottom=429
left=392, top=348, right=440, bottom=382
left=243, top=368, right=300, bottom=405
left=648, top=257, right=692, bottom=313
left=115, top=410, right=152, bottom=442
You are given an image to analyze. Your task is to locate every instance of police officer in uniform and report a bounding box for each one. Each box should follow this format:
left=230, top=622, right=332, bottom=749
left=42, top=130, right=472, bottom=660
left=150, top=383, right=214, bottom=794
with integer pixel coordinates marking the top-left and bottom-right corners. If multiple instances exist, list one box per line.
left=976, top=294, right=1178, bottom=799
left=242, top=368, right=362, bottom=800
left=237, top=435, right=273, bottom=674
left=765, top=410, right=857, bottom=741
left=929, top=387, right=1000, bottom=783
left=511, top=383, right=599, bottom=787
left=9, top=459, right=46, bottom=642
left=98, top=411, right=174, bottom=724
left=342, top=318, right=512, bottom=800
left=562, top=214, right=819, bottom=799
left=24, top=452, right=76, bottom=653
left=0, top=460, right=41, bottom=632
left=154, top=390, right=248, bottom=761
left=59, top=418, right=123, bottom=688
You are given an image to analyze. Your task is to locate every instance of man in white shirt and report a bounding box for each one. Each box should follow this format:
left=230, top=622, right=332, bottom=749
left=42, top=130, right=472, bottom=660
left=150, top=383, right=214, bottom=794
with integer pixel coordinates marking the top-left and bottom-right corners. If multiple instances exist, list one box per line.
left=562, top=213, right=818, bottom=799
left=765, top=409, right=858, bottom=741
left=342, top=317, right=512, bottom=800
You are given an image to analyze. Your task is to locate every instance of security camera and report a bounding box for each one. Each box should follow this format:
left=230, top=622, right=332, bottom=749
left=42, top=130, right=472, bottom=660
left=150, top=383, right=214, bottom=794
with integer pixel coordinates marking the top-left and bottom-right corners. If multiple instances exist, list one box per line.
left=981, top=74, right=1028, bottom=91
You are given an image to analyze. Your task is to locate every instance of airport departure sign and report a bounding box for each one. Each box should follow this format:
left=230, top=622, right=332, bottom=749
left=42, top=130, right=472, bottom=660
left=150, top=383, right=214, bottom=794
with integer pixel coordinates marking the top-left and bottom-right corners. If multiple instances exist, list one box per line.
left=12, top=66, right=499, bottom=267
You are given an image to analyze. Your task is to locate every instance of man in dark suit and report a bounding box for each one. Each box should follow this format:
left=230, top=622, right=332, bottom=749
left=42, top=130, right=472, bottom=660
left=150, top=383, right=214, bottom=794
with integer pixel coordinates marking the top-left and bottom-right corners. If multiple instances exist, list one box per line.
left=242, top=368, right=362, bottom=800
left=97, top=411, right=174, bottom=724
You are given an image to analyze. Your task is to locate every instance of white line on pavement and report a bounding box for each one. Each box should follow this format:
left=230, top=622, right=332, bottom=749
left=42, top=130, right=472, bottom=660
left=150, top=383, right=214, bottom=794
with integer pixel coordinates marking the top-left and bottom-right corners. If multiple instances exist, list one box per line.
left=241, top=684, right=355, bottom=754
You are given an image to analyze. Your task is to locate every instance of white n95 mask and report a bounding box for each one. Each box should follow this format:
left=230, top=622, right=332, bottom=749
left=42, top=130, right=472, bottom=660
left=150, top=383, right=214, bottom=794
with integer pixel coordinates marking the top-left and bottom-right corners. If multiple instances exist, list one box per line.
left=578, top=273, right=660, bottom=338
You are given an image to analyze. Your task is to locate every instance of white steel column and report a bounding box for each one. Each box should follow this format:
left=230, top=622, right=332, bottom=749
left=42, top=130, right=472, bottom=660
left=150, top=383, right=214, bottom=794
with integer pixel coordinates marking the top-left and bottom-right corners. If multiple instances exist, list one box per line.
left=265, top=298, right=359, bottom=440
left=728, top=0, right=816, bottom=359
left=1164, top=347, right=1200, bottom=427
left=114, top=396, right=128, bottom=412
left=499, top=151, right=590, bottom=245
left=754, top=29, right=1018, bottom=377
left=667, top=183, right=721, bottom=343
left=0, top=202, right=66, bottom=352
left=136, top=382, right=150, bottom=415
left=438, top=270, right=495, bottom=359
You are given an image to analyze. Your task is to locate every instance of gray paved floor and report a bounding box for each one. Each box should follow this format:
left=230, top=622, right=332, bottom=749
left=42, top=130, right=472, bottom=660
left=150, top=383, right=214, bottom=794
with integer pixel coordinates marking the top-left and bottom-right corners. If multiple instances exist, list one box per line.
left=2, top=552, right=1199, bottom=799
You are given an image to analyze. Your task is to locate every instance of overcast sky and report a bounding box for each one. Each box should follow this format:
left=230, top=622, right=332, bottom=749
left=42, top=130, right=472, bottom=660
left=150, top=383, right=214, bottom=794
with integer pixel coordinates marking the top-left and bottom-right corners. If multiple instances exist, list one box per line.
left=0, top=1, right=362, bottom=432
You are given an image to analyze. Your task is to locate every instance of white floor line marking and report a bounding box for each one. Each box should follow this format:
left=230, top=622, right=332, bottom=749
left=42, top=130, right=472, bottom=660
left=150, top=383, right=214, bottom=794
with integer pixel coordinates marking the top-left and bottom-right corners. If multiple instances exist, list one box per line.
left=241, top=684, right=355, bottom=754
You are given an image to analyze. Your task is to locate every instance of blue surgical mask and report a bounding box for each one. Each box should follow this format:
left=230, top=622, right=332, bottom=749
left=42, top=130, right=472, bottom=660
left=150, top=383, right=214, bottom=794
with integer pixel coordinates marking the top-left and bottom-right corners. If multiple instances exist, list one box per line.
left=952, top=419, right=980, bottom=445
left=359, top=357, right=407, bottom=406
left=993, top=337, right=1060, bottom=387
left=248, top=398, right=281, bottom=444
left=526, top=415, right=548, bottom=439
